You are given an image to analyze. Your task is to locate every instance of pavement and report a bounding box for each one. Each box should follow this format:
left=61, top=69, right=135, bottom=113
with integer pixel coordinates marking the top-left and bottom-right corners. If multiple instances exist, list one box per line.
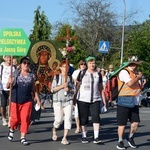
left=0, top=104, right=150, bottom=150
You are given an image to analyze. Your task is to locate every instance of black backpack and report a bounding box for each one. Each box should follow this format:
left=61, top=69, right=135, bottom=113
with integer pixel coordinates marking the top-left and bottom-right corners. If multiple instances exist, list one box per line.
left=73, top=69, right=101, bottom=105
left=77, top=69, right=101, bottom=83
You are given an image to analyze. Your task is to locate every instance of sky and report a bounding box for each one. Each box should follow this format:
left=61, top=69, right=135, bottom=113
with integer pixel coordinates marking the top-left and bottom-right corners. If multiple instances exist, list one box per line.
left=0, top=0, right=149, bottom=36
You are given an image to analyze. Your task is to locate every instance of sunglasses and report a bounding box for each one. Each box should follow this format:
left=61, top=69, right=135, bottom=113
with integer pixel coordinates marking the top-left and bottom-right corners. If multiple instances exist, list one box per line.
left=22, top=61, right=30, bottom=65
left=80, top=63, right=86, bottom=65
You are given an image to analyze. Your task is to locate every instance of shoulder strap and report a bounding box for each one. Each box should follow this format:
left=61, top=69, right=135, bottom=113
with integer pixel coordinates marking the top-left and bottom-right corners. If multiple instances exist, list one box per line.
left=56, top=74, right=59, bottom=84
left=55, top=74, right=72, bottom=84
left=98, top=72, right=102, bottom=84
left=123, top=68, right=130, bottom=74
left=118, top=81, right=125, bottom=94
left=77, top=69, right=87, bottom=82
left=0, top=65, right=3, bottom=80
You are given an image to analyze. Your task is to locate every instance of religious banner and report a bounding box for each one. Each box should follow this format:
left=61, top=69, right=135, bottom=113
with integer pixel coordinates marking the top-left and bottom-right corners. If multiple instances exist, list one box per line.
left=29, top=41, right=60, bottom=108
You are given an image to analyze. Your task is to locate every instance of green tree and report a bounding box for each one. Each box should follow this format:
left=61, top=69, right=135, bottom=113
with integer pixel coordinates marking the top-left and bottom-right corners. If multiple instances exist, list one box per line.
left=29, top=6, right=52, bottom=41
left=125, top=18, right=150, bottom=76
left=68, top=0, right=118, bottom=57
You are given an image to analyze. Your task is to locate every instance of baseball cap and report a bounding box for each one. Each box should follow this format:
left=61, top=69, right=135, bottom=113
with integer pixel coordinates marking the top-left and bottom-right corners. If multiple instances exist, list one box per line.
left=20, top=56, right=30, bottom=64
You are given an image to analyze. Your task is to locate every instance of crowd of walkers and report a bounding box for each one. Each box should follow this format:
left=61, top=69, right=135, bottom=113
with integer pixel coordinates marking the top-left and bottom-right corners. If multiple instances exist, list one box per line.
left=0, top=55, right=146, bottom=149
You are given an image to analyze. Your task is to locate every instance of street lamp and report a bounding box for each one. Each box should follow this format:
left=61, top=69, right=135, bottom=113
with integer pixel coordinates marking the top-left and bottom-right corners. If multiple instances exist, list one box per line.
left=120, top=0, right=126, bottom=65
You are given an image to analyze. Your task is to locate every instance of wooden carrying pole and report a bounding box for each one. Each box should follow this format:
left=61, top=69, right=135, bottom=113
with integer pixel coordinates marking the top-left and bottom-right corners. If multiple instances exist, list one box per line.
left=65, top=58, right=69, bottom=83
left=8, top=56, right=13, bottom=117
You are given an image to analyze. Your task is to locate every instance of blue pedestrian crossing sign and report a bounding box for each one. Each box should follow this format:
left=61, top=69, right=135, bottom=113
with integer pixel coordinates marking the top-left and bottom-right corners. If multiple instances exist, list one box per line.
left=98, top=41, right=110, bottom=53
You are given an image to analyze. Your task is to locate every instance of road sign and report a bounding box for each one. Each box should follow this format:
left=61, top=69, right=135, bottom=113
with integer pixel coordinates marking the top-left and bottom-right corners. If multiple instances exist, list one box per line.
left=98, top=41, right=109, bottom=53
left=0, top=28, right=30, bottom=56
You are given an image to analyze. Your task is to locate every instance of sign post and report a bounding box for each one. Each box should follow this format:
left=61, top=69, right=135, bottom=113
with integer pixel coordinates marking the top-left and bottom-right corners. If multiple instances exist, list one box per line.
left=98, top=41, right=109, bottom=53
left=98, top=41, right=110, bottom=67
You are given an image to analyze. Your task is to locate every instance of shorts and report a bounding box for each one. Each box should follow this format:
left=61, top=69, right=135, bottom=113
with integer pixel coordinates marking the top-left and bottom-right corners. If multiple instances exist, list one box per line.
left=77, top=101, right=100, bottom=126
left=117, top=105, right=140, bottom=126
left=0, top=91, right=9, bottom=107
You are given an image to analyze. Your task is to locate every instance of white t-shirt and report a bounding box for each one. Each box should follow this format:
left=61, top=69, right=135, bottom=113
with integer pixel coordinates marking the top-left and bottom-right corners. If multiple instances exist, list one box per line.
left=78, top=71, right=102, bottom=103
left=0, top=64, right=15, bottom=91
left=118, top=67, right=132, bottom=83
left=72, top=69, right=80, bottom=81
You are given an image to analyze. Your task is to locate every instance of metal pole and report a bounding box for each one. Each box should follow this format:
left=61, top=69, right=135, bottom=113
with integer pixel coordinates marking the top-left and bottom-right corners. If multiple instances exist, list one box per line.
left=102, top=54, right=104, bottom=68
left=120, top=0, right=126, bottom=65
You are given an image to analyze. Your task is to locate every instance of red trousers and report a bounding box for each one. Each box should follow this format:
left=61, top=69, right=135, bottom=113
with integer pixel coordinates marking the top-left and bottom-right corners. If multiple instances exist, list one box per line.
left=10, top=101, right=32, bottom=134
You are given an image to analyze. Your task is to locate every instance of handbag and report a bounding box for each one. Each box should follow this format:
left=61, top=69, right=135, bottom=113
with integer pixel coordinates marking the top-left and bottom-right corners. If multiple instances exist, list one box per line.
left=100, top=101, right=107, bottom=113
left=117, top=96, right=135, bottom=108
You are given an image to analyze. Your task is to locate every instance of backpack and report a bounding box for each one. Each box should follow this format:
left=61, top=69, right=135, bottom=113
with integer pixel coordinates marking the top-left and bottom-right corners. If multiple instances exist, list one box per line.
left=55, top=74, right=73, bottom=86
left=105, top=68, right=129, bottom=101
left=73, top=69, right=102, bottom=105
left=77, top=69, right=101, bottom=83
left=76, top=69, right=87, bottom=82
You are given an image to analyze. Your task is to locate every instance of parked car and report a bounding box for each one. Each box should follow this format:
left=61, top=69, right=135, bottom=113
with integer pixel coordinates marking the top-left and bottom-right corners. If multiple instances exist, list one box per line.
left=141, top=89, right=150, bottom=107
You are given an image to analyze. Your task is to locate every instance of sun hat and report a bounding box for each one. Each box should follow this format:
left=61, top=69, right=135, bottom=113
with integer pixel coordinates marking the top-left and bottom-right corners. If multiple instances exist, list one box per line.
left=128, top=56, right=142, bottom=65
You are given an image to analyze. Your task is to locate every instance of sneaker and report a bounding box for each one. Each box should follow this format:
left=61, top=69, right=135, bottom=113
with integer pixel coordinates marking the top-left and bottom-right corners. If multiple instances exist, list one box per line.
left=81, top=137, right=89, bottom=144
left=93, top=138, right=104, bottom=144
left=20, top=138, right=29, bottom=146
left=116, top=141, right=126, bottom=150
left=2, top=118, right=8, bottom=126
left=126, top=137, right=137, bottom=149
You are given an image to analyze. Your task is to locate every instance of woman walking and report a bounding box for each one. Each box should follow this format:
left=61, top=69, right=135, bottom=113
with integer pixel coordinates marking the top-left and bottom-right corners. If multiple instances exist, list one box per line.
left=51, top=60, right=74, bottom=145
left=7, top=56, right=41, bottom=145
left=74, top=56, right=105, bottom=144
left=72, top=60, right=87, bottom=133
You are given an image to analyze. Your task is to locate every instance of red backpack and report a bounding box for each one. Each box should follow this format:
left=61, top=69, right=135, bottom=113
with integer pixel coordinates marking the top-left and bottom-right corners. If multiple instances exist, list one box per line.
left=105, top=76, right=119, bottom=101
left=105, top=68, right=129, bottom=102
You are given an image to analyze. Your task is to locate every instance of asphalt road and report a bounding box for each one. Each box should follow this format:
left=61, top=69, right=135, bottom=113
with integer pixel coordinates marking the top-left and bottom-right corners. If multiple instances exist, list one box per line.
left=0, top=105, right=150, bottom=150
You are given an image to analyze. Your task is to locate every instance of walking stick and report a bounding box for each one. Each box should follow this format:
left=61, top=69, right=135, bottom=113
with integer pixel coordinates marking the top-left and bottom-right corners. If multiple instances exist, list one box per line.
left=64, top=57, right=69, bottom=96
left=8, top=56, right=13, bottom=125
